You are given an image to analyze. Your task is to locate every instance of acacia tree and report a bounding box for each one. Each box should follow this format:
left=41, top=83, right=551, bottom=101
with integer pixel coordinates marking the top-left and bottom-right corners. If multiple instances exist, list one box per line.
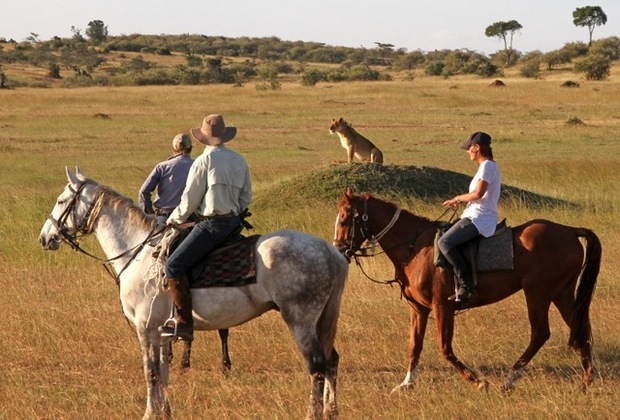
left=573, top=6, right=607, bottom=46
left=485, top=20, right=522, bottom=65
left=85, top=20, right=108, bottom=44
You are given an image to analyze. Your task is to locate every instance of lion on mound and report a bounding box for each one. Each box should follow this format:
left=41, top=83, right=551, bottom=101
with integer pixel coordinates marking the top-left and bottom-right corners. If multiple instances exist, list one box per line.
left=329, top=117, right=384, bottom=164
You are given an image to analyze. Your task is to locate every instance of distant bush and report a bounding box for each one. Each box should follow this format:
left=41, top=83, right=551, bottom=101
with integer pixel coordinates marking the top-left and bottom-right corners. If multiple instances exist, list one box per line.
left=425, top=61, right=444, bottom=76
left=301, top=68, right=327, bottom=86
left=589, top=36, right=620, bottom=61
left=519, top=53, right=542, bottom=78
left=574, top=54, right=611, bottom=80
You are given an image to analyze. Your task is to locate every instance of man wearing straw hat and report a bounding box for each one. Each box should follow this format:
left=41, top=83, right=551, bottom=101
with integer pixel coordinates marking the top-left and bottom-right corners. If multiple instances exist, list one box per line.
left=160, top=114, right=253, bottom=342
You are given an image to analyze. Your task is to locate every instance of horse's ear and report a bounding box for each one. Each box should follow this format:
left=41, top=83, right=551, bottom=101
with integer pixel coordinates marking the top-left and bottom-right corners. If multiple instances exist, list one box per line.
left=75, top=167, right=87, bottom=182
left=66, top=166, right=86, bottom=185
left=345, top=187, right=355, bottom=197
left=66, top=166, right=78, bottom=185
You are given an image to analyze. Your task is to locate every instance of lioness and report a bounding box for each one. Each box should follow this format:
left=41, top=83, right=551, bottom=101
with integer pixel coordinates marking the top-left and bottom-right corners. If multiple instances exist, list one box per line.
left=329, top=117, right=384, bottom=164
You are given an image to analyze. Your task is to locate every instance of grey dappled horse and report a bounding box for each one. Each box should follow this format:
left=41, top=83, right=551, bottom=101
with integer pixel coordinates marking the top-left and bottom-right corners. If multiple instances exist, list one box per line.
left=39, top=168, right=348, bottom=419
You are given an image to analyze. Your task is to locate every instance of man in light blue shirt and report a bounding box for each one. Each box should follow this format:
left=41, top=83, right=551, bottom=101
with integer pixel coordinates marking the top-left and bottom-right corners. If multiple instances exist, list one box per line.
left=160, top=114, right=252, bottom=342
left=139, top=133, right=193, bottom=224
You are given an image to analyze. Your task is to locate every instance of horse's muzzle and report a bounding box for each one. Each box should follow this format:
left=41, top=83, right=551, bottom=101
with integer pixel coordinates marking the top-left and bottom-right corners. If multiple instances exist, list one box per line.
left=39, top=234, right=60, bottom=250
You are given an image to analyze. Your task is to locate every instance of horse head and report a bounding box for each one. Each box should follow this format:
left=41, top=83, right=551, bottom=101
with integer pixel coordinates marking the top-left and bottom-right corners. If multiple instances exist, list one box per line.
left=333, top=187, right=373, bottom=258
left=39, top=167, right=99, bottom=250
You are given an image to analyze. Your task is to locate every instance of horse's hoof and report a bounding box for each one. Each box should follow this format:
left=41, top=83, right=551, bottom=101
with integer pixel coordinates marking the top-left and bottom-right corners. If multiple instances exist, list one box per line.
left=390, top=382, right=415, bottom=395
left=501, top=383, right=515, bottom=395
left=476, top=379, right=489, bottom=393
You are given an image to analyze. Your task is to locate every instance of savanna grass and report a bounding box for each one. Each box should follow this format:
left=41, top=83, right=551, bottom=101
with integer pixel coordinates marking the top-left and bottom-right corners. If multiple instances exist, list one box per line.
left=1, top=67, right=620, bottom=419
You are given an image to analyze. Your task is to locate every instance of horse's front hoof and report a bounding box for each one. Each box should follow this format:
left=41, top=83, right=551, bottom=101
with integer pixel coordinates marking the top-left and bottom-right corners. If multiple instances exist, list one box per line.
left=389, top=382, right=415, bottom=395
left=476, top=379, right=489, bottom=393
left=501, top=382, right=515, bottom=395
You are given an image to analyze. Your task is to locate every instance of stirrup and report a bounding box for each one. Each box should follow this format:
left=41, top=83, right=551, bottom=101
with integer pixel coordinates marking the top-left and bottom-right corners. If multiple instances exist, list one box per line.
left=159, top=317, right=194, bottom=342
left=448, top=285, right=476, bottom=302
left=159, top=317, right=179, bottom=338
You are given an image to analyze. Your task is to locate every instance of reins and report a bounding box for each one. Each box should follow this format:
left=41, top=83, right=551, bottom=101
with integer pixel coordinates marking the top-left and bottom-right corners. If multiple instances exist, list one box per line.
left=346, top=199, right=459, bottom=285
left=49, top=182, right=166, bottom=286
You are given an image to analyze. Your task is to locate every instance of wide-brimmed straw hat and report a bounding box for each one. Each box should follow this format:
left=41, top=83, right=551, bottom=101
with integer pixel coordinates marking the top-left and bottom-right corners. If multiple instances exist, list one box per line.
left=190, top=114, right=237, bottom=146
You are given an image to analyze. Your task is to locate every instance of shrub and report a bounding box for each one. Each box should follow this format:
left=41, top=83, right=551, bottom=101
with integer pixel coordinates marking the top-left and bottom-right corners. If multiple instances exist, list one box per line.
left=574, top=54, right=611, bottom=80
left=425, top=61, right=444, bottom=76
left=520, top=57, right=541, bottom=78
left=300, top=68, right=326, bottom=86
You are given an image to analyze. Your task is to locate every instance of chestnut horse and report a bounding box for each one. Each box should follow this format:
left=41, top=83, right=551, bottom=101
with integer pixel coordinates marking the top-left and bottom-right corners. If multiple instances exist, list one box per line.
left=333, top=188, right=601, bottom=393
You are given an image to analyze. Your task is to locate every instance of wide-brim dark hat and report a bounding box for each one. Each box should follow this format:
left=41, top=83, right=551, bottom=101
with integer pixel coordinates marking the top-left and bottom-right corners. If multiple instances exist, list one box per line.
left=190, top=114, right=237, bottom=146
left=460, top=131, right=491, bottom=150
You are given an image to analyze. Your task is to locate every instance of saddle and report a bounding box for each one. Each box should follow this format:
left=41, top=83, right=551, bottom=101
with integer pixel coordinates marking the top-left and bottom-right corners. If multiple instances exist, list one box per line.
left=434, top=219, right=514, bottom=274
left=156, top=210, right=260, bottom=289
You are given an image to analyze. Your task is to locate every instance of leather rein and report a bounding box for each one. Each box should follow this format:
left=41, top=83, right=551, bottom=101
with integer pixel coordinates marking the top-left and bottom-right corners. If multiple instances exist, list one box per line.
left=46, top=182, right=164, bottom=286
left=338, top=197, right=458, bottom=286
left=337, top=197, right=401, bottom=285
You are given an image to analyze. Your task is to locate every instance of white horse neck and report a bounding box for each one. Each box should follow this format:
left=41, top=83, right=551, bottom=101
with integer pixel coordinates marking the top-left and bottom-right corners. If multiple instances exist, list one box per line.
left=90, top=195, right=158, bottom=274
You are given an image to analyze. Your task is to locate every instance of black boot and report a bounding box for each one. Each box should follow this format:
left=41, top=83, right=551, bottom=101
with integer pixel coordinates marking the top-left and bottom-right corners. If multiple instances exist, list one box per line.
left=448, top=274, right=477, bottom=302
left=443, top=247, right=477, bottom=302
left=159, top=277, right=194, bottom=341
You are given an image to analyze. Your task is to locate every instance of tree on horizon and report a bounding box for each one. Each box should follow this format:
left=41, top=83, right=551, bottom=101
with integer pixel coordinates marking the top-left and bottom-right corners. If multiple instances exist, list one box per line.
left=573, top=6, right=607, bottom=46
left=485, top=20, right=523, bottom=65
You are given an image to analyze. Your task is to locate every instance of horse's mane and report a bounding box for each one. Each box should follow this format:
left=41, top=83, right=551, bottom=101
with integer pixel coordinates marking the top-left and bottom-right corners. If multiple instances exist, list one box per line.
left=86, top=181, right=158, bottom=233
left=366, top=194, right=435, bottom=225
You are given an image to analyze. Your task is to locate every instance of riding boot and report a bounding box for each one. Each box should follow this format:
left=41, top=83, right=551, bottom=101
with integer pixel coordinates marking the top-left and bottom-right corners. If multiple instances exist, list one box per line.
left=443, top=247, right=477, bottom=302
left=159, top=277, right=194, bottom=341
left=448, top=272, right=477, bottom=302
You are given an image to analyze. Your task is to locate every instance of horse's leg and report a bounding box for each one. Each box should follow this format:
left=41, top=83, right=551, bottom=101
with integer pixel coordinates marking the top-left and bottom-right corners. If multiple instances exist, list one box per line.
left=303, top=340, right=327, bottom=420
left=138, top=329, right=171, bottom=420
left=391, top=304, right=430, bottom=393
left=180, top=340, right=192, bottom=371
left=282, top=320, right=327, bottom=420
left=161, top=341, right=173, bottom=387
left=323, top=348, right=339, bottom=419
left=552, top=289, right=594, bottom=391
left=502, top=297, right=552, bottom=393
left=218, top=329, right=232, bottom=373
left=435, top=305, right=487, bottom=390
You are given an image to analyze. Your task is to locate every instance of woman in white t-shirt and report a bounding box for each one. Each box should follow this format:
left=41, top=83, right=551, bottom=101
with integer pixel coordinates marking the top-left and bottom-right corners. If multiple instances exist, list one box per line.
left=438, top=131, right=501, bottom=303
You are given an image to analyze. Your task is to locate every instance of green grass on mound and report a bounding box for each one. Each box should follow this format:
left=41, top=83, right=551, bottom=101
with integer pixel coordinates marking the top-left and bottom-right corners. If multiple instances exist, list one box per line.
left=253, top=163, right=574, bottom=210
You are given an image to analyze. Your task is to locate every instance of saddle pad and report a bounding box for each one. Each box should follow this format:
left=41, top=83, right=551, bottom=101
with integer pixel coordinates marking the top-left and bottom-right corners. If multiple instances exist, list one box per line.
left=189, top=235, right=261, bottom=288
left=476, top=227, right=514, bottom=271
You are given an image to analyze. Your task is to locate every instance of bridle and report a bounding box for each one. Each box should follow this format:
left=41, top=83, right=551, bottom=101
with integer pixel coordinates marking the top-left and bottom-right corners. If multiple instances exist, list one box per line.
left=47, top=181, right=164, bottom=285
left=335, top=196, right=401, bottom=260
left=46, top=182, right=94, bottom=248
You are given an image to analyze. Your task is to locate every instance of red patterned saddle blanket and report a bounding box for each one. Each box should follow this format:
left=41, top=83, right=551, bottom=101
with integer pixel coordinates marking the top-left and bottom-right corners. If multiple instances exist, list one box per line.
left=187, top=235, right=261, bottom=289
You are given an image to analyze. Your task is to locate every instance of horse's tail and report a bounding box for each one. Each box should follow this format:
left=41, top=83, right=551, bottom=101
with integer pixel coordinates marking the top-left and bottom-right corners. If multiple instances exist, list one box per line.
left=318, top=244, right=349, bottom=357
left=569, top=228, right=602, bottom=351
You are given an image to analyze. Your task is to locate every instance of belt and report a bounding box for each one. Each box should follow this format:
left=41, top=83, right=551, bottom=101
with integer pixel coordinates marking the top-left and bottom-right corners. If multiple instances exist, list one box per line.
left=199, top=212, right=236, bottom=220
left=154, top=208, right=174, bottom=216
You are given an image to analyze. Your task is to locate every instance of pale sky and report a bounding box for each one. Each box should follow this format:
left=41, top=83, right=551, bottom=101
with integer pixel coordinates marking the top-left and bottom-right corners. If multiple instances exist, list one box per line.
left=2, top=1, right=619, bottom=55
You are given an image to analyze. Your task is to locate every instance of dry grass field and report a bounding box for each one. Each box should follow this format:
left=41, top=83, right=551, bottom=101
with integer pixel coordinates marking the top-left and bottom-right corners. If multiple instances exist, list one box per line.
left=1, top=66, right=620, bottom=419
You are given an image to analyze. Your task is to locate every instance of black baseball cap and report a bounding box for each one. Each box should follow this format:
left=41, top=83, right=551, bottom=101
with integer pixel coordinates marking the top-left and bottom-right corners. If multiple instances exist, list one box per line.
left=460, top=131, right=492, bottom=150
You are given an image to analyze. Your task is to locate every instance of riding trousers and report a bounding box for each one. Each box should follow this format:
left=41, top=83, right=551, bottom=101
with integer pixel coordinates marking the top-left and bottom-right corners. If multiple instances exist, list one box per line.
left=437, top=217, right=480, bottom=280
left=165, top=216, right=241, bottom=279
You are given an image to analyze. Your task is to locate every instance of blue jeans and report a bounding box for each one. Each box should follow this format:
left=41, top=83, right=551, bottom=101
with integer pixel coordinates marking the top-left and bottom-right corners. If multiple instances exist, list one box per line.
left=165, top=217, right=241, bottom=279
left=437, top=217, right=480, bottom=281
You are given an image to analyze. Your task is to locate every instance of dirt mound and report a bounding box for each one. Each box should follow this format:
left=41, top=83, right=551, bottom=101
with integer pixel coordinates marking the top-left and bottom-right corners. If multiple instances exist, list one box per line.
left=253, top=163, right=572, bottom=210
left=561, top=80, right=580, bottom=88
left=489, top=79, right=506, bottom=87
